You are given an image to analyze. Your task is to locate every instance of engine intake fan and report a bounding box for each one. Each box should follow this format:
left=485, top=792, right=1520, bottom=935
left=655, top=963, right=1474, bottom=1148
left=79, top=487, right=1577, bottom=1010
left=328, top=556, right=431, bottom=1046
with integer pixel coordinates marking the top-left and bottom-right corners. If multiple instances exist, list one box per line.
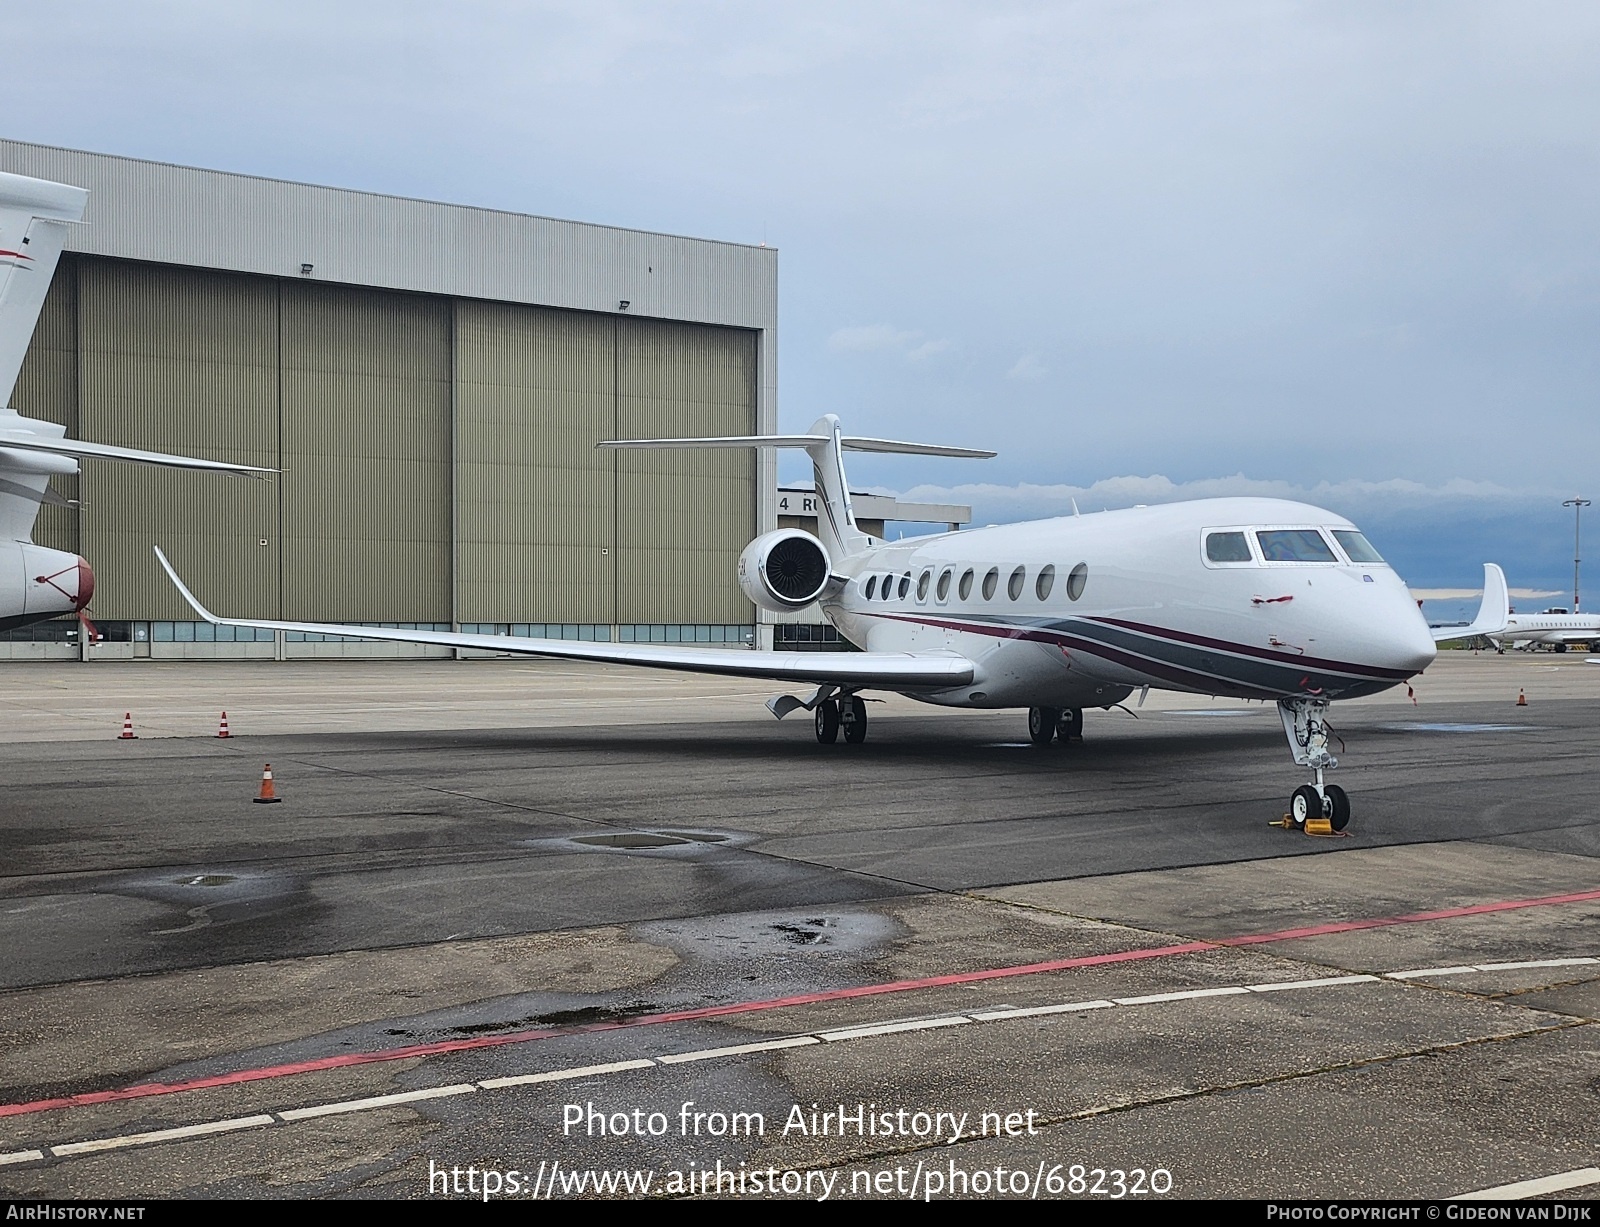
left=737, top=529, right=832, bottom=613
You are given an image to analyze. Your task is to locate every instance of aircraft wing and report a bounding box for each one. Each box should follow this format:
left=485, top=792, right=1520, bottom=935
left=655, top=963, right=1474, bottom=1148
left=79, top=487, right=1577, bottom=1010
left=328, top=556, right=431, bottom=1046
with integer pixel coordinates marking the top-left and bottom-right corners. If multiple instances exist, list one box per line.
left=1431, top=562, right=1510, bottom=643
left=0, top=435, right=275, bottom=475
left=154, top=548, right=974, bottom=690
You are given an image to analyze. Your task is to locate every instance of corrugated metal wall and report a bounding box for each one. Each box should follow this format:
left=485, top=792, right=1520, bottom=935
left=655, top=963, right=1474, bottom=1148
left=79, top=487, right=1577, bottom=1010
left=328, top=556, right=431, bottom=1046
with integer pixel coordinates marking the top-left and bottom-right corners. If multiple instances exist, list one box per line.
left=454, top=301, right=618, bottom=624
left=10, top=260, right=77, bottom=554
left=12, top=256, right=758, bottom=627
left=281, top=282, right=450, bottom=621
left=78, top=260, right=280, bottom=619
left=616, top=319, right=756, bottom=624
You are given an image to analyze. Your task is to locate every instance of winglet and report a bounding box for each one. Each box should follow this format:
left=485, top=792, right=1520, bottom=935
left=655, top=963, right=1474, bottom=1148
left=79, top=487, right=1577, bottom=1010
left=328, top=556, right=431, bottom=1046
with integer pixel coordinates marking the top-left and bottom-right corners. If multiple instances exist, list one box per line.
left=1432, top=562, right=1510, bottom=643
left=153, top=546, right=223, bottom=624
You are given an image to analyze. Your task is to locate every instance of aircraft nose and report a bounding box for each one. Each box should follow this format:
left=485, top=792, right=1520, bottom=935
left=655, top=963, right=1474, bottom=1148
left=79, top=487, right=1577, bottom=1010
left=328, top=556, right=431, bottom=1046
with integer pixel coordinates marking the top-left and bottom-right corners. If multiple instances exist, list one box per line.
left=1387, top=602, right=1436, bottom=676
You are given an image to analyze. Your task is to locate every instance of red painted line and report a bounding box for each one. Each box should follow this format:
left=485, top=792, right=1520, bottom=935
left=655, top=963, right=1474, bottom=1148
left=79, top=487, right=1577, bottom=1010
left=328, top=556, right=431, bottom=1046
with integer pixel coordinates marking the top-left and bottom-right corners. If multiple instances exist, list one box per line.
left=3, top=886, right=1596, bottom=1121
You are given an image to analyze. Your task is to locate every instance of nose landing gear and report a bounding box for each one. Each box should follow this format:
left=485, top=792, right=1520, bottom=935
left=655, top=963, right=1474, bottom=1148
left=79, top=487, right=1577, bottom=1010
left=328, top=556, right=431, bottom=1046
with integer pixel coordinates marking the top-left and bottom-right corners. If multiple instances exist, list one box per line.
left=1278, top=697, right=1351, bottom=831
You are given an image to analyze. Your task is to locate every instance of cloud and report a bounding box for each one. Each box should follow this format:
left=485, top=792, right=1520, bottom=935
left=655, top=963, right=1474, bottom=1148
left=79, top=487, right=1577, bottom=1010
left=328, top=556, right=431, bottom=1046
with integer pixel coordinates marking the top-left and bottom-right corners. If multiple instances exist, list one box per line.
left=827, top=324, right=951, bottom=362
left=890, top=473, right=1533, bottom=523
left=1006, top=353, right=1047, bottom=380
left=828, top=324, right=918, bottom=352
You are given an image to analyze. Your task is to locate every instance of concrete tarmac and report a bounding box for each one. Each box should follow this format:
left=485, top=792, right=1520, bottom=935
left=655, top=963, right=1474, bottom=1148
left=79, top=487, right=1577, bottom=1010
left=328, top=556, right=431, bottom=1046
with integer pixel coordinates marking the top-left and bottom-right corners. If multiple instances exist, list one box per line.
left=0, top=653, right=1595, bottom=1200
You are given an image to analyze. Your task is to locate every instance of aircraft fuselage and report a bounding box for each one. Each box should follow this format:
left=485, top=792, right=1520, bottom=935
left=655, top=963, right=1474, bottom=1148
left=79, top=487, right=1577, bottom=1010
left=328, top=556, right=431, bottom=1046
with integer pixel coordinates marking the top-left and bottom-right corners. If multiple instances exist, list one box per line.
left=823, top=496, right=1436, bottom=709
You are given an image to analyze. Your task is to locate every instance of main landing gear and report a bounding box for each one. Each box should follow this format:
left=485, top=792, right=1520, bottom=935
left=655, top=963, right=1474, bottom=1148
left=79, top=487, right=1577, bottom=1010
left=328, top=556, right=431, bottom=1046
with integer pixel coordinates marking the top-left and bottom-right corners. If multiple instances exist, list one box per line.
left=816, top=695, right=868, bottom=744
left=1278, top=697, right=1351, bottom=831
left=1028, top=706, right=1084, bottom=746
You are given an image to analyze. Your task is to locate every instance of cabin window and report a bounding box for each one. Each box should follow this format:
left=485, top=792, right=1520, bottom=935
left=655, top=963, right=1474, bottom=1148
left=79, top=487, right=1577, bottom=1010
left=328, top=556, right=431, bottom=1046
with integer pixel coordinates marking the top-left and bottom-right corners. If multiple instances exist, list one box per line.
left=916, top=569, right=932, bottom=600
left=1256, top=529, right=1337, bottom=563
left=1035, top=565, right=1056, bottom=600
left=863, top=575, right=877, bottom=599
left=1066, top=562, right=1088, bottom=601
left=1332, top=530, right=1385, bottom=565
left=982, top=567, right=999, bottom=600
left=1008, top=566, right=1026, bottom=600
left=1205, top=531, right=1252, bottom=563
left=958, top=568, right=974, bottom=600
left=897, top=572, right=911, bottom=599
left=936, top=569, right=953, bottom=600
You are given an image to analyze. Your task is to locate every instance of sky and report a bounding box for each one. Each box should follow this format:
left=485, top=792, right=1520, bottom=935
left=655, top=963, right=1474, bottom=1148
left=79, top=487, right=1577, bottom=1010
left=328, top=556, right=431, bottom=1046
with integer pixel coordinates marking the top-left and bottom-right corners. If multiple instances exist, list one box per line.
left=4, top=1, right=1596, bottom=607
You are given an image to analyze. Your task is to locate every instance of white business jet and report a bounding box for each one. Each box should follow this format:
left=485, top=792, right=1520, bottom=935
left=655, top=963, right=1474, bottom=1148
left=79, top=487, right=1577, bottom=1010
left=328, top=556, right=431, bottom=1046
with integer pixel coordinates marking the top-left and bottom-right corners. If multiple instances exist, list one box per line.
left=157, top=419, right=1501, bottom=831
left=0, top=170, right=271, bottom=633
left=1490, top=605, right=1600, bottom=653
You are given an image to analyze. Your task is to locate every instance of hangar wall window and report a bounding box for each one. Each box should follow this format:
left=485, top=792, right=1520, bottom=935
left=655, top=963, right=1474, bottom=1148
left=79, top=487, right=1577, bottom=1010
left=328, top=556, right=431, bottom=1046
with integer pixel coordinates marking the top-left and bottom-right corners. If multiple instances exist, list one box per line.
left=1035, top=565, right=1056, bottom=600
left=982, top=567, right=999, bottom=600
left=958, top=568, right=974, bottom=600
left=936, top=569, right=952, bottom=601
left=1205, top=531, right=1253, bottom=563
left=1007, top=566, right=1026, bottom=600
left=1256, top=529, right=1337, bottom=563
left=864, top=575, right=877, bottom=599
left=1332, top=530, right=1385, bottom=565
left=619, top=625, right=752, bottom=643
left=1066, top=563, right=1088, bottom=601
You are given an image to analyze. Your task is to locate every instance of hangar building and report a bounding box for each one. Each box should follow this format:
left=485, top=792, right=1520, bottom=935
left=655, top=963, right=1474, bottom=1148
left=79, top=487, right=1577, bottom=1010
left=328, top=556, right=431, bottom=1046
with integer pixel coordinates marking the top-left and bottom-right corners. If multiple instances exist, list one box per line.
left=0, top=140, right=776, bottom=659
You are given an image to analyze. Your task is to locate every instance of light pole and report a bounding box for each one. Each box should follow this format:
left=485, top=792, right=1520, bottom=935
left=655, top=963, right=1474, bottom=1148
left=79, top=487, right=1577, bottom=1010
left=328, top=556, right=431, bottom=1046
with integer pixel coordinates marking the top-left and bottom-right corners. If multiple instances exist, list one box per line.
left=1563, top=497, right=1590, bottom=612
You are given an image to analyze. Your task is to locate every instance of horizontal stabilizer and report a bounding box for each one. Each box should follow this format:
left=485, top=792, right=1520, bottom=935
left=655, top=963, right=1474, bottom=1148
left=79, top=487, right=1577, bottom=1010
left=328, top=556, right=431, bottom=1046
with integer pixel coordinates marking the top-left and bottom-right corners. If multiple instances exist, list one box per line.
left=0, top=432, right=276, bottom=475
left=1431, top=563, right=1510, bottom=643
left=598, top=434, right=994, bottom=459
left=155, top=548, right=975, bottom=691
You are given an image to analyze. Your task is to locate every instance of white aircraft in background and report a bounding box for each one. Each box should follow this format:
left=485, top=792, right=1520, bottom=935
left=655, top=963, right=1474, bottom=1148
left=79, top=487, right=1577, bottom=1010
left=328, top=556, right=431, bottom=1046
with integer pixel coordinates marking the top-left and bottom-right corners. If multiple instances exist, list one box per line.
left=159, top=417, right=1504, bottom=831
left=0, top=171, right=270, bottom=633
left=1491, top=604, right=1600, bottom=653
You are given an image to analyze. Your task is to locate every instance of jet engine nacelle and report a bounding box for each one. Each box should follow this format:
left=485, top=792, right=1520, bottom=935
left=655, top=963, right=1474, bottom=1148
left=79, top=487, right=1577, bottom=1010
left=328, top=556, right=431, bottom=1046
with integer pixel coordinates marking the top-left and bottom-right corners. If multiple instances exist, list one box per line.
left=0, top=540, right=94, bottom=628
left=737, top=529, right=833, bottom=613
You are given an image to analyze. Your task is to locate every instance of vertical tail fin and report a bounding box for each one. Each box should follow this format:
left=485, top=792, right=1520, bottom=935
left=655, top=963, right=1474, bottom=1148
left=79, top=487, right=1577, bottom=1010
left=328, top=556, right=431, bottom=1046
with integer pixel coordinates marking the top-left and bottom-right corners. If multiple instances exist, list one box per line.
left=802, top=414, right=870, bottom=558
left=0, top=171, right=88, bottom=408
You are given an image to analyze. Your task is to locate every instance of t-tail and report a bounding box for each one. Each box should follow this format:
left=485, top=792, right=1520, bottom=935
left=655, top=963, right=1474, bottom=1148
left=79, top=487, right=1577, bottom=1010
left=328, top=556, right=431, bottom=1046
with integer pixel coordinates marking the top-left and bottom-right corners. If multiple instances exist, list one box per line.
left=596, top=413, right=993, bottom=560
left=0, top=171, right=87, bottom=409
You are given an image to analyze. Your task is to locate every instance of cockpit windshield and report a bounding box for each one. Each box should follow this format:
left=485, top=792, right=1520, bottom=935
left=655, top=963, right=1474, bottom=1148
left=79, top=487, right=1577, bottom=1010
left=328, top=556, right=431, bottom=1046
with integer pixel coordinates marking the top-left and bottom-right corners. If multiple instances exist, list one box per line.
left=1256, top=529, right=1337, bottom=563
left=1332, top=530, right=1385, bottom=565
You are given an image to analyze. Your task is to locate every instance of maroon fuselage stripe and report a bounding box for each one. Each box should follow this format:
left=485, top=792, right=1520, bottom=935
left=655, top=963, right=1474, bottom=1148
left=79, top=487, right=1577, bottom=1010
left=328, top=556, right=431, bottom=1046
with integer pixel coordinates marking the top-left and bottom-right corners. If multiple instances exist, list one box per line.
left=2, top=886, right=1596, bottom=1120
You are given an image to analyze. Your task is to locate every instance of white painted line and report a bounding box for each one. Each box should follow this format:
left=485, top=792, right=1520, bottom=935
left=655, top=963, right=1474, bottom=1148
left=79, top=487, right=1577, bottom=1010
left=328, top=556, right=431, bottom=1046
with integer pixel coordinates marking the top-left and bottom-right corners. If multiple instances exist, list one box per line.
left=1450, top=1166, right=1600, bottom=1200
left=478, top=1059, right=655, bottom=1089
left=970, top=1000, right=1116, bottom=1021
left=1471, top=957, right=1599, bottom=973
left=278, top=1084, right=476, bottom=1121
left=818, top=1015, right=973, bottom=1042
left=1113, top=986, right=1252, bottom=1006
left=11, top=954, right=1594, bottom=1170
left=1246, top=975, right=1380, bottom=993
left=658, top=1037, right=819, bottom=1064
left=51, top=1114, right=276, bottom=1156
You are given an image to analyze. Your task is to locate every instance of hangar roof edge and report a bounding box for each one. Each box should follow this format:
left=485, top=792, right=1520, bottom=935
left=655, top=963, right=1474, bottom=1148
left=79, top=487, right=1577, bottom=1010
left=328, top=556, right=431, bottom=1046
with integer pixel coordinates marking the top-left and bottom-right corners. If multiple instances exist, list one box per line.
left=0, top=138, right=777, bottom=331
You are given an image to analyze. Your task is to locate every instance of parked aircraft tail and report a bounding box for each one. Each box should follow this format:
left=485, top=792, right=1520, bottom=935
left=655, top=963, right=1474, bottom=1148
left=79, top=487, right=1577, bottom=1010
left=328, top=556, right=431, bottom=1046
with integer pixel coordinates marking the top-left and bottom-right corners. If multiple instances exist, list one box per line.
left=1430, top=562, right=1510, bottom=643
left=597, top=413, right=993, bottom=559
left=0, top=171, right=87, bottom=409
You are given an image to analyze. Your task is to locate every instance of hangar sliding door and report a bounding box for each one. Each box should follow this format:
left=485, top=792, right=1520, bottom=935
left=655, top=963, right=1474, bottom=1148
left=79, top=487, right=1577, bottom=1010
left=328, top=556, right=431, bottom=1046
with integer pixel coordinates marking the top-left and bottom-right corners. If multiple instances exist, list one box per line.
left=453, top=301, right=617, bottom=625
left=615, top=319, right=756, bottom=625
left=77, top=261, right=279, bottom=620
left=280, top=283, right=450, bottom=622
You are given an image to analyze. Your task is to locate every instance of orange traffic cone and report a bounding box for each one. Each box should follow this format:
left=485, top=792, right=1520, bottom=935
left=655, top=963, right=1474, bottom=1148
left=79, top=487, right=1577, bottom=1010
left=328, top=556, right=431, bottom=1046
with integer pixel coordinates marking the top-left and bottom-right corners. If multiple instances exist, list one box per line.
left=253, top=763, right=281, bottom=804
left=118, top=712, right=136, bottom=740
left=1516, top=689, right=1528, bottom=707
left=217, top=711, right=231, bottom=739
